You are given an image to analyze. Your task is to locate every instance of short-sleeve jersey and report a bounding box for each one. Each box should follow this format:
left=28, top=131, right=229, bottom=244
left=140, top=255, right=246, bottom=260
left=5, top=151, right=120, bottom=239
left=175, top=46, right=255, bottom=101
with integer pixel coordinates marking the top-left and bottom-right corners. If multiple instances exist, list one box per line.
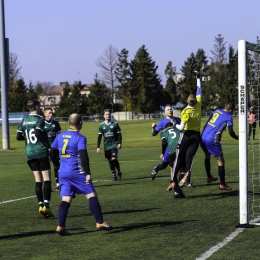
left=98, top=121, right=121, bottom=150
left=201, top=109, right=234, bottom=143
left=155, top=117, right=181, bottom=132
left=51, top=129, right=87, bottom=177
left=181, top=79, right=202, bottom=131
left=44, top=118, right=62, bottom=145
left=17, top=114, right=49, bottom=160
left=160, top=126, right=182, bottom=155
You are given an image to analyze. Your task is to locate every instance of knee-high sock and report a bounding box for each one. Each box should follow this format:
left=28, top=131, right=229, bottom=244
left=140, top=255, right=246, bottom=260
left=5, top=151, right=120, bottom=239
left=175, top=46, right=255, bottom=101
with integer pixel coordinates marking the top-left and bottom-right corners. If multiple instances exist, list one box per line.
left=205, top=158, right=211, bottom=178
left=35, top=182, right=44, bottom=205
left=43, top=181, right=52, bottom=207
left=89, top=197, right=103, bottom=224
left=155, top=162, right=169, bottom=172
left=113, top=159, right=120, bottom=172
left=54, top=168, right=59, bottom=184
left=58, top=201, right=70, bottom=227
left=218, top=166, right=225, bottom=185
left=108, top=160, right=116, bottom=175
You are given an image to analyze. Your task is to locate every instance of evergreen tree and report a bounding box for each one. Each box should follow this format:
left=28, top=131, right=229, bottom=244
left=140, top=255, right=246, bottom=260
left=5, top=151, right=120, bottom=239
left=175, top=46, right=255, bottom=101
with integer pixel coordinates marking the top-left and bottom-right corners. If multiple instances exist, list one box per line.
left=195, top=48, right=208, bottom=71
left=27, top=81, right=38, bottom=100
left=210, top=34, right=227, bottom=66
left=180, top=52, right=198, bottom=104
left=8, top=78, right=28, bottom=112
left=87, top=74, right=111, bottom=115
left=130, top=45, right=162, bottom=113
left=164, top=61, right=178, bottom=104
left=69, top=82, right=88, bottom=114
left=222, top=45, right=238, bottom=105
left=207, top=34, right=228, bottom=108
left=115, top=48, right=131, bottom=111
left=55, top=83, right=72, bottom=116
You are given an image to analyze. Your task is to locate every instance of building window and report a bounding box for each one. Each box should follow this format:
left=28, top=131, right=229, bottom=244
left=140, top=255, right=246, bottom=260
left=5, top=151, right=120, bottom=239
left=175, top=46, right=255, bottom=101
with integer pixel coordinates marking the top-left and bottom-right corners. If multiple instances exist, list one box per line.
left=48, top=97, right=56, bottom=104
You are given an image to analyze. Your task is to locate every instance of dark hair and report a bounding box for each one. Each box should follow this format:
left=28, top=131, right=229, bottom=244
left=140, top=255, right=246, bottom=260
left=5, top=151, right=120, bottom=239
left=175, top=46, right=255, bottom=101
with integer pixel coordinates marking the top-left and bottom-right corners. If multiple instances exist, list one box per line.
left=165, top=122, right=173, bottom=128
left=27, top=100, right=40, bottom=111
left=225, top=102, right=235, bottom=111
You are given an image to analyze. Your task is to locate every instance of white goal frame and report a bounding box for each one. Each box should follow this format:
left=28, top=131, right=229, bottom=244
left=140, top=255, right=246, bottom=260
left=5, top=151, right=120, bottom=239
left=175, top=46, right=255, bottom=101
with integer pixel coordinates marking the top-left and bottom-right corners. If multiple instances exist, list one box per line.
left=238, top=40, right=260, bottom=227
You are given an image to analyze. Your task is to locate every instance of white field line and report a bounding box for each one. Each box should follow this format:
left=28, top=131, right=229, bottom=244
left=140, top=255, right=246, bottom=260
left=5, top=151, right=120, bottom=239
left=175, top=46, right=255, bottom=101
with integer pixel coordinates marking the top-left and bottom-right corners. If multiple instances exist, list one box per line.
left=0, top=195, right=36, bottom=205
left=196, top=228, right=245, bottom=260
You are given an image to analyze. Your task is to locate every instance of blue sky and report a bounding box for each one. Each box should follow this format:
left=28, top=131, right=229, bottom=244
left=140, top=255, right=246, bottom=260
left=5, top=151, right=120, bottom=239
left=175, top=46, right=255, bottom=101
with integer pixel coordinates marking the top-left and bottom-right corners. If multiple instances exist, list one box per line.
left=4, top=0, right=260, bottom=87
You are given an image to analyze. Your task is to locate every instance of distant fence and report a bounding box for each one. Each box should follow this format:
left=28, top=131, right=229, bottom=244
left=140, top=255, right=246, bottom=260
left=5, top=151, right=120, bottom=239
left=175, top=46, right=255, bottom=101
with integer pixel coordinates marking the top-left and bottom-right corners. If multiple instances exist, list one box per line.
left=0, top=110, right=238, bottom=125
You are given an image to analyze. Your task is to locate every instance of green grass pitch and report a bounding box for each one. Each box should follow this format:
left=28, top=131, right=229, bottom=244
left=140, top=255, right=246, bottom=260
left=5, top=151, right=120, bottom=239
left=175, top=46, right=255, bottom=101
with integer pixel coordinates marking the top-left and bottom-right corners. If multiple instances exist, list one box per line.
left=1, top=118, right=260, bottom=260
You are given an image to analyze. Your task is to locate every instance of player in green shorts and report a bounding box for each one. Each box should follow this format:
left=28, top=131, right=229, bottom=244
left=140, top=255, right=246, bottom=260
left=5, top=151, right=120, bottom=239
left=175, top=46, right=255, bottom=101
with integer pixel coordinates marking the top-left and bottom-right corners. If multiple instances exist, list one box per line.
left=17, top=100, right=54, bottom=218
left=97, top=109, right=122, bottom=181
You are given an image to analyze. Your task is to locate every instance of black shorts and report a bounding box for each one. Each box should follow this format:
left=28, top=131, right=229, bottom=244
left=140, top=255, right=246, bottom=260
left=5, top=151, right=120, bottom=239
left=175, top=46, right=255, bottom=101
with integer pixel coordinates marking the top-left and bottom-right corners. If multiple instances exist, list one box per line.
left=27, top=157, right=50, bottom=171
left=105, top=148, right=118, bottom=159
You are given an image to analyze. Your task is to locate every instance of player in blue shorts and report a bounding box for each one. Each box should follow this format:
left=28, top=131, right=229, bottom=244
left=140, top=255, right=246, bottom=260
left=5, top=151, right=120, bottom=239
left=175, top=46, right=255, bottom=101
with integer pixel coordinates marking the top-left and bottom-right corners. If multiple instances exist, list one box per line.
left=200, top=102, right=239, bottom=190
left=50, top=113, right=112, bottom=235
left=151, top=104, right=180, bottom=180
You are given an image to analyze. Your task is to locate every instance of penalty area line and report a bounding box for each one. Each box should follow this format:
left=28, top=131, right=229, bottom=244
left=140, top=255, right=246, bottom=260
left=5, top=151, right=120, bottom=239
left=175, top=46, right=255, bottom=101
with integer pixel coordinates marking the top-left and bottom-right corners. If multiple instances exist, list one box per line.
left=196, top=228, right=244, bottom=260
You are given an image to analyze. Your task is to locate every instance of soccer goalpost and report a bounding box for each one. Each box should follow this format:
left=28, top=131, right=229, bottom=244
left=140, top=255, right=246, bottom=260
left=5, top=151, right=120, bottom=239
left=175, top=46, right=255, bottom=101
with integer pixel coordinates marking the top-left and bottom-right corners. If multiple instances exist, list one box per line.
left=238, top=39, right=260, bottom=227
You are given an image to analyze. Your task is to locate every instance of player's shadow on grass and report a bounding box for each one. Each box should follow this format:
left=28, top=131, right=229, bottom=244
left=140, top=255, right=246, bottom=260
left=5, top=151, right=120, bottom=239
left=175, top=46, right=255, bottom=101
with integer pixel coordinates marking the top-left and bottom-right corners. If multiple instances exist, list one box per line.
left=68, top=208, right=161, bottom=219
left=188, top=190, right=239, bottom=199
left=0, top=228, right=88, bottom=240
left=193, top=180, right=239, bottom=188
left=94, top=182, right=136, bottom=188
left=106, top=220, right=197, bottom=234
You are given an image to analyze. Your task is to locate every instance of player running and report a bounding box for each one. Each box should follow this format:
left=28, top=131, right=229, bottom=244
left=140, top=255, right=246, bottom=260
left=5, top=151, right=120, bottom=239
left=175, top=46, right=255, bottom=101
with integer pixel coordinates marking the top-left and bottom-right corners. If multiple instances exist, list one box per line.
left=200, top=102, right=238, bottom=190
left=97, top=109, right=122, bottom=181
left=151, top=104, right=180, bottom=180
left=50, top=113, right=112, bottom=235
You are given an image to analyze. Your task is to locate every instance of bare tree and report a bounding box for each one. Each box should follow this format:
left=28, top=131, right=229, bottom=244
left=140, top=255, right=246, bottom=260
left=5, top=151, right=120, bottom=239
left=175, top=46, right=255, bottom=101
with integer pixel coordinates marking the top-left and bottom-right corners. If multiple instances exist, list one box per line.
left=96, top=45, right=118, bottom=111
left=9, top=52, right=22, bottom=86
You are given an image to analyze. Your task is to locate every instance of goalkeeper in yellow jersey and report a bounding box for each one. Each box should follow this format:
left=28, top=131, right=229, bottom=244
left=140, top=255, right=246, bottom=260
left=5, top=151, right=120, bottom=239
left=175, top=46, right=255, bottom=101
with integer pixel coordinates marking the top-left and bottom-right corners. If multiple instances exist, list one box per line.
left=167, top=70, right=213, bottom=195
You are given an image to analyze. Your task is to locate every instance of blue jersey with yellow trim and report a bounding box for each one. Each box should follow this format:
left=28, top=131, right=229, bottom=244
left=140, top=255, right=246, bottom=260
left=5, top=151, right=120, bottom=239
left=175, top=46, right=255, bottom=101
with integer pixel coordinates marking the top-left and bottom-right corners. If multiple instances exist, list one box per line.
left=201, top=109, right=234, bottom=143
left=51, top=129, right=86, bottom=177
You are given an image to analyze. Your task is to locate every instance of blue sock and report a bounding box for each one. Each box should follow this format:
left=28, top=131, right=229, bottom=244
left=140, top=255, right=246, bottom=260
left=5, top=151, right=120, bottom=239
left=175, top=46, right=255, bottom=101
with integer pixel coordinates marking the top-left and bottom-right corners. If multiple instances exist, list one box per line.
left=58, top=201, right=70, bottom=227
left=89, top=197, right=103, bottom=224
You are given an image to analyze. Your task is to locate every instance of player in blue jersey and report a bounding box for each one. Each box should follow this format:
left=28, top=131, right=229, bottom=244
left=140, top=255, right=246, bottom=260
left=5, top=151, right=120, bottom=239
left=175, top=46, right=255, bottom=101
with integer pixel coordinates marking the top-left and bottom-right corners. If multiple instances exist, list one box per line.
left=200, top=102, right=239, bottom=190
left=50, top=113, right=112, bottom=235
left=17, top=100, right=54, bottom=218
left=151, top=104, right=181, bottom=180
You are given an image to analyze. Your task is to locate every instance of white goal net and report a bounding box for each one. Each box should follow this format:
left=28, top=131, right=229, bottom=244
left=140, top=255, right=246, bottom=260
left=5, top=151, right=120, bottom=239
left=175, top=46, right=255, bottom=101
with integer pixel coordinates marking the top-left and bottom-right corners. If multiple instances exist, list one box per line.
left=238, top=39, right=260, bottom=227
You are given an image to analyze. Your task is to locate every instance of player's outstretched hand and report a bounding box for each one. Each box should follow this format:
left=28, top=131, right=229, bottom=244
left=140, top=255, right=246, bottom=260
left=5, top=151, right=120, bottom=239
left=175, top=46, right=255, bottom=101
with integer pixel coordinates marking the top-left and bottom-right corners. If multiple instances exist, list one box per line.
left=152, top=123, right=157, bottom=128
left=97, top=148, right=101, bottom=154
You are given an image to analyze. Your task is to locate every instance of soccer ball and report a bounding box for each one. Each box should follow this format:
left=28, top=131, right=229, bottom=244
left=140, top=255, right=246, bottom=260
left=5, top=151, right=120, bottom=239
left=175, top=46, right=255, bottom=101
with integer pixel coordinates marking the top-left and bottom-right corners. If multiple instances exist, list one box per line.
left=174, top=73, right=188, bottom=84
